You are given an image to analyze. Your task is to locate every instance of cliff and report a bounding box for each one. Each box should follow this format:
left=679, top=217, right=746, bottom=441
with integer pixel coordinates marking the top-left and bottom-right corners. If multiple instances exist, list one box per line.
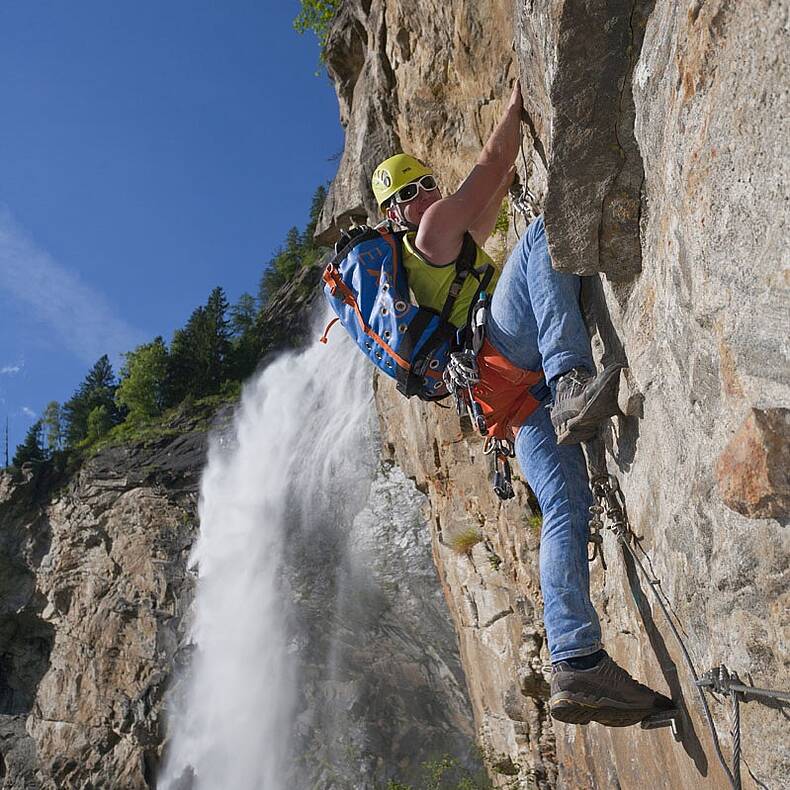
left=0, top=259, right=484, bottom=788
left=1, top=2, right=786, bottom=788
left=0, top=264, right=329, bottom=790
left=0, top=418, right=206, bottom=788
left=320, top=0, right=789, bottom=788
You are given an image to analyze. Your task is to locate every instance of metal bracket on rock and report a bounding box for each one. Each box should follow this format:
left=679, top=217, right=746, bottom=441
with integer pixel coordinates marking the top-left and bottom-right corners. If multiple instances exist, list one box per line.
left=641, top=708, right=682, bottom=742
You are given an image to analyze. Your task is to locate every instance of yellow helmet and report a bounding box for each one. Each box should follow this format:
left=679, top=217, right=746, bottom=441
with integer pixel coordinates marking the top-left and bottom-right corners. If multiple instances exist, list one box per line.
left=371, top=154, right=433, bottom=208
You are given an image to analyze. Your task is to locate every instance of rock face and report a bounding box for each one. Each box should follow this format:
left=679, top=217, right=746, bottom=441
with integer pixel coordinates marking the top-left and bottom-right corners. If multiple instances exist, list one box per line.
left=321, top=0, right=789, bottom=788
left=285, top=460, right=483, bottom=788
left=316, top=0, right=520, bottom=245
left=715, top=408, right=790, bottom=521
left=0, top=419, right=209, bottom=790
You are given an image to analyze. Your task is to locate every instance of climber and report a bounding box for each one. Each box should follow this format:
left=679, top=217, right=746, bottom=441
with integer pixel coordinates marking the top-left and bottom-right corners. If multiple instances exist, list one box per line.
left=369, top=80, right=673, bottom=727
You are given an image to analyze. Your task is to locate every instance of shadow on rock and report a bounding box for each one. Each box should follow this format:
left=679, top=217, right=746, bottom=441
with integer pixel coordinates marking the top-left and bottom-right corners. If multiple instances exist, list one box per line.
left=622, top=547, right=710, bottom=778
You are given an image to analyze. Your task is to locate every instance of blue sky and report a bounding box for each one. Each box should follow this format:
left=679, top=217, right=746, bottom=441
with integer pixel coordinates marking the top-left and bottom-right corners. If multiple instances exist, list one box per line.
left=0, top=1, right=344, bottom=457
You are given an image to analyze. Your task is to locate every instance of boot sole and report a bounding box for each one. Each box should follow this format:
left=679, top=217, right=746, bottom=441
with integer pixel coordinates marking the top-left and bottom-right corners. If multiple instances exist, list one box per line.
left=549, top=692, right=658, bottom=728
left=554, top=365, right=623, bottom=445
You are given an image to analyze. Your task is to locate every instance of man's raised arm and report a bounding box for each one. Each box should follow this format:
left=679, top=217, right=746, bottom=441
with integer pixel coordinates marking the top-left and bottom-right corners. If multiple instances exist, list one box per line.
left=417, top=81, right=523, bottom=263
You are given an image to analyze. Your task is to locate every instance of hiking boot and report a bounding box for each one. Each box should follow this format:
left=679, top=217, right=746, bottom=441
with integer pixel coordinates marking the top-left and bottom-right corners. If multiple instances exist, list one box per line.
left=550, top=365, right=623, bottom=445
left=550, top=654, right=673, bottom=727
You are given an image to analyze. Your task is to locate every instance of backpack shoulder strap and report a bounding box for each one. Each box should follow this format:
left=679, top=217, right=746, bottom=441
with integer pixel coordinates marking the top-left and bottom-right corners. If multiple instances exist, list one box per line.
left=437, top=232, right=483, bottom=325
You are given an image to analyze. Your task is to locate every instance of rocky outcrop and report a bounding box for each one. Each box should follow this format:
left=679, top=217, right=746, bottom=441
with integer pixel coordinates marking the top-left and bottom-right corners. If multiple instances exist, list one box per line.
left=321, top=0, right=789, bottom=787
left=0, top=418, right=208, bottom=789
left=316, top=0, right=519, bottom=245
left=716, top=408, right=790, bottom=521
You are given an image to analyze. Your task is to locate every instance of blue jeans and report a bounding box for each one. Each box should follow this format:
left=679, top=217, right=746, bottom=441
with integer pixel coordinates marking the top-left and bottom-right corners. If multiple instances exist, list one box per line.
left=486, top=216, right=602, bottom=662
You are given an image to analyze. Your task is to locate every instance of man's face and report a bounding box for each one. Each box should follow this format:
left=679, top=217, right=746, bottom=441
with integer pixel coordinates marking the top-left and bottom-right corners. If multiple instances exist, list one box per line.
left=400, top=183, right=442, bottom=225
left=386, top=176, right=442, bottom=227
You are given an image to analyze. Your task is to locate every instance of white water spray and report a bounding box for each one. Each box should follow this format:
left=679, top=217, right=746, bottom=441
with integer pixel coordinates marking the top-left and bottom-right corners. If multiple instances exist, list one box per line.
left=158, top=327, right=376, bottom=790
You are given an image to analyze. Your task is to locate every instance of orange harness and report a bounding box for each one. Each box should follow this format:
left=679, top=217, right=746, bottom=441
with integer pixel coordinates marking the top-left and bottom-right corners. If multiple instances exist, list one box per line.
left=472, top=338, right=546, bottom=440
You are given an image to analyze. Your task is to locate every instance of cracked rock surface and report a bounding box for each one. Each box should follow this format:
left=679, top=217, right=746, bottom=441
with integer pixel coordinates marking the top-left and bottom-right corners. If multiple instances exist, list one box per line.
left=324, top=0, right=789, bottom=787
left=0, top=431, right=204, bottom=790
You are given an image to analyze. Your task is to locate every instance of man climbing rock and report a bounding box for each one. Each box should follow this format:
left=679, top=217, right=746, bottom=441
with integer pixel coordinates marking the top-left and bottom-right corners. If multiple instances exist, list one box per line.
left=369, top=81, right=673, bottom=726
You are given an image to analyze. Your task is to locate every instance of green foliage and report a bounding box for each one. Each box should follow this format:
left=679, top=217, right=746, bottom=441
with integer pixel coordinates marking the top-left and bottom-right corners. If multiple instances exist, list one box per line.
left=258, top=184, right=328, bottom=308
left=84, top=405, right=112, bottom=444
left=41, top=401, right=64, bottom=453
left=525, top=513, right=542, bottom=531
left=164, top=287, right=233, bottom=406
left=116, top=337, right=168, bottom=423
left=85, top=391, right=237, bottom=456
left=24, top=183, right=329, bottom=463
left=229, top=293, right=257, bottom=336
left=293, top=0, right=341, bottom=50
left=62, top=355, right=121, bottom=447
left=493, top=198, right=510, bottom=237
left=12, top=420, right=46, bottom=468
left=386, top=753, right=493, bottom=790
left=487, top=551, right=502, bottom=571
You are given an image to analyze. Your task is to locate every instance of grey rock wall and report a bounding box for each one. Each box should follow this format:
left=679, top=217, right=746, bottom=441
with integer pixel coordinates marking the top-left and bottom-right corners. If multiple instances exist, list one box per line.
left=321, top=0, right=790, bottom=787
left=0, top=429, right=205, bottom=790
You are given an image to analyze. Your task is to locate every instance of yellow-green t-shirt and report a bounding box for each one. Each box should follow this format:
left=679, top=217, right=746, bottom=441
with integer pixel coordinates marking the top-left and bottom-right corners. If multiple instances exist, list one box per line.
left=402, top=233, right=500, bottom=329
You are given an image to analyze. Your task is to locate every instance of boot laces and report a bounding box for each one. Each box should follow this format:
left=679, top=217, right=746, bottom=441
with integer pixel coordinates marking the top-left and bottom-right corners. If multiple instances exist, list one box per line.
left=556, top=368, right=592, bottom=400
left=602, top=657, right=653, bottom=694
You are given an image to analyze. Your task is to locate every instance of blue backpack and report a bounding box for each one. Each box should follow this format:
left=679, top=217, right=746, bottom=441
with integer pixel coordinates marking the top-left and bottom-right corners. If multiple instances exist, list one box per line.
left=321, top=226, right=492, bottom=401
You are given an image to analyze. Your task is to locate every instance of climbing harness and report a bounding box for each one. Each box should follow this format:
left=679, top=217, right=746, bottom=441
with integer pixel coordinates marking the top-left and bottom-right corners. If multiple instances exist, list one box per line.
left=445, top=293, right=518, bottom=500
left=444, top=292, right=548, bottom=502
left=584, top=437, right=790, bottom=790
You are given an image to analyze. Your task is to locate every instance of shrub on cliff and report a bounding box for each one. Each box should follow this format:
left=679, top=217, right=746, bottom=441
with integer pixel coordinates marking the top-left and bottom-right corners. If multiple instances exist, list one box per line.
left=293, top=1, right=341, bottom=50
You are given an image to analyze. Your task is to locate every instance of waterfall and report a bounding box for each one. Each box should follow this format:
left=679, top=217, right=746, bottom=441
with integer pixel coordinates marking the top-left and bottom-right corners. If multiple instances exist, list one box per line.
left=158, top=327, right=378, bottom=790
left=159, top=314, right=479, bottom=789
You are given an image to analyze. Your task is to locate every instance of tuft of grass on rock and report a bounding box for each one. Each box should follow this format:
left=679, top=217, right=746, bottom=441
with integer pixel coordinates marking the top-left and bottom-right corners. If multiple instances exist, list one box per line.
left=449, top=527, right=483, bottom=555
left=525, top=513, right=542, bottom=531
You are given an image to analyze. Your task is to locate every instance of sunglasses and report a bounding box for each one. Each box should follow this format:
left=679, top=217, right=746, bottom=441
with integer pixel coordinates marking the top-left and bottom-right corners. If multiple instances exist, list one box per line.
left=392, top=174, right=438, bottom=205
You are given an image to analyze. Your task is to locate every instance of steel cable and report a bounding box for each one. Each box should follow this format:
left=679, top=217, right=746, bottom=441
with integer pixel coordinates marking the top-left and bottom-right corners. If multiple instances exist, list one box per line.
left=590, top=475, right=738, bottom=789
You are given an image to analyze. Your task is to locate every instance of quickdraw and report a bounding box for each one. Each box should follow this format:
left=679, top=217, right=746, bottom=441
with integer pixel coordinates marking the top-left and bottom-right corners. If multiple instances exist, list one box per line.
left=509, top=133, right=541, bottom=237
left=484, top=436, right=516, bottom=501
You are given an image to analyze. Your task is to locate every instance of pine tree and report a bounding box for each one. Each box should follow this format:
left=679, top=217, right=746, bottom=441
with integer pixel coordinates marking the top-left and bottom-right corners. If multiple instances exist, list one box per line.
left=227, top=293, right=260, bottom=382
left=229, top=293, right=257, bottom=337
left=62, top=356, right=120, bottom=447
left=12, top=420, right=46, bottom=467
left=164, top=308, right=207, bottom=406
left=305, top=184, right=327, bottom=240
left=164, top=288, right=233, bottom=405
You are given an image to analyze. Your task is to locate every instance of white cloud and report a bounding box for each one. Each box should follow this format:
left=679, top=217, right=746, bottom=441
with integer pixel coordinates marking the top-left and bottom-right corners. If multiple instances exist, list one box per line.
left=0, top=210, right=146, bottom=365
left=1, top=364, right=21, bottom=375
left=21, top=406, right=36, bottom=419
